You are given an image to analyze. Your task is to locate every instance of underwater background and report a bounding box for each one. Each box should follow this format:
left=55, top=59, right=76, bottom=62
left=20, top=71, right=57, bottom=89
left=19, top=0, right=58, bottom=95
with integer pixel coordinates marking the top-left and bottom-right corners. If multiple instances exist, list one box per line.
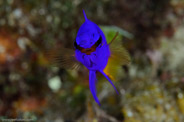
left=0, top=0, right=184, bottom=122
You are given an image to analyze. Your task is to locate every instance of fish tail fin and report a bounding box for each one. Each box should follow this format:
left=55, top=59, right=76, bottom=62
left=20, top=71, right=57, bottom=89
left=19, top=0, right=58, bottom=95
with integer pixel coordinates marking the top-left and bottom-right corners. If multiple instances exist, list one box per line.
left=89, top=70, right=100, bottom=105
left=99, top=70, right=119, bottom=94
left=83, top=9, right=88, bottom=21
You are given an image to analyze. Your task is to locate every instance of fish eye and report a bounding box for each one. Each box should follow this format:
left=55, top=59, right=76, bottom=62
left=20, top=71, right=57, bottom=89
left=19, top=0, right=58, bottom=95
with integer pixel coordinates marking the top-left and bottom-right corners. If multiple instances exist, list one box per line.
left=74, top=40, right=80, bottom=49
left=95, top=36, right=102, bottom=47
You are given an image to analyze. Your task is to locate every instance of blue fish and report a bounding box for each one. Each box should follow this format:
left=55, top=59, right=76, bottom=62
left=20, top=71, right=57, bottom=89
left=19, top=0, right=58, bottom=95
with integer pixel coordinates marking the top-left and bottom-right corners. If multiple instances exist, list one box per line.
left=48, top=10, right=130, bottom=105
left=74, top=10, right=120, bottom=105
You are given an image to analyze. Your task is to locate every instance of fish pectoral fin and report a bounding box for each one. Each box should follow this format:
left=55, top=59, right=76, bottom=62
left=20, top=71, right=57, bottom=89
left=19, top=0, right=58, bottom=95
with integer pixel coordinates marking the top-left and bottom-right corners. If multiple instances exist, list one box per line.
left=45, top=46, right=82, bottom=70
left=109, top=33, right=131, bottom=66
left=109, top=45, right=131, bottom=66
left=103, top=47, right=130, bottom=81
left=107, top=31, right=131, bottom=66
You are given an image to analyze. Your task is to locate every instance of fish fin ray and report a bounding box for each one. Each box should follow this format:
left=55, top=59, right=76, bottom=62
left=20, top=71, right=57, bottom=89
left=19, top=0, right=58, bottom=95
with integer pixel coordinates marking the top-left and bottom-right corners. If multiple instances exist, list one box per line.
left=45, top=47, right=81, bottom=70
left=107, top=31, right=131, bottom=66
left=109, top=38, right=131, bottom=66
left=108, top=32, right=119, bottom=45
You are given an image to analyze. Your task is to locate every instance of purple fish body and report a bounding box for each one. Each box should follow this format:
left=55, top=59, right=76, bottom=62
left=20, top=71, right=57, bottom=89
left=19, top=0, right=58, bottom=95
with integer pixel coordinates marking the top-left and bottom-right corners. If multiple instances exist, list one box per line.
left=74, top=10, right=118, bottom=105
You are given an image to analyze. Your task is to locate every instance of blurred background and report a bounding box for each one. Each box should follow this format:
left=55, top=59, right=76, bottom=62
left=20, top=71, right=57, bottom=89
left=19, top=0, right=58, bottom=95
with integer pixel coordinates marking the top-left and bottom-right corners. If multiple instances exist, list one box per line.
left=0, top=0, right=184, bottom=122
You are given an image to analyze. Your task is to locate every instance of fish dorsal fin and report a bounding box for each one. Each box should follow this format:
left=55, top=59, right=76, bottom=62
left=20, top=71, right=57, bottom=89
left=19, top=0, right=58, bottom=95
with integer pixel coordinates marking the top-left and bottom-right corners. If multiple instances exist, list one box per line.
left=83, top=10, right=88, bottom=21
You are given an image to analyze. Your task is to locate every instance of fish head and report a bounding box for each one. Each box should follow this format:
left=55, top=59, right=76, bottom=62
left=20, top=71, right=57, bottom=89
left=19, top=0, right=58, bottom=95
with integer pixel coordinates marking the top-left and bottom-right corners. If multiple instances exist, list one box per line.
left=75, top=10, right=104, bottom=49
left=76, top=20, right=101, bottom=48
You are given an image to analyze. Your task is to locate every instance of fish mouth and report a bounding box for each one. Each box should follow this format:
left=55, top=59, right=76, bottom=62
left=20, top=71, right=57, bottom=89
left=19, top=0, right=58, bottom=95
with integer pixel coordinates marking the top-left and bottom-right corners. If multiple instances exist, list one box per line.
left=80, top=46, right=96, bottom=55
left=74, top=36, right=102, bottom=55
